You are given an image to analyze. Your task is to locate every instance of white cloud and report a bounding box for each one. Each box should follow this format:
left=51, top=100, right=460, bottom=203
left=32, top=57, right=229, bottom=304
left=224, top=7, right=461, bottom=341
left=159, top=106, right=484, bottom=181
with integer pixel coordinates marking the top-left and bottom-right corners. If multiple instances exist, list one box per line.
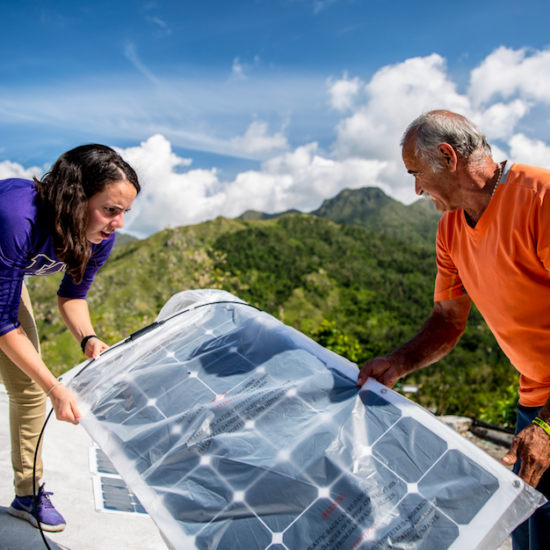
left=469, top=47, right=550, bottom=107
left=231, top=57, right=246, bottom=80
left=230, top=121, right=288, bottom=154
left=508, top=134, right=550, bottom=169
left=330, top=49, right=550, bottom=200
left=118, top=135, right=221, bottom=237
left=121, top=136, right=388, bottom=238
left=332, top=49, right=550, bottom=166
left=489, top=144, right=509, bottom=164
left=334, top=54, right=471, bottom=161
left=116, top=133, right=192, bottom=179
left=5, top=46, right=550, bottom=239
left=124, top=41, right=160, bottom=86
left=0, top=160, right=44, bottom=180
left=328, top=74, right=362, bottom=112
left=228, top=143, right=388, bottom=214
left=322, top=48, right=550, bottom=211
left=473, top=99, right=529, bottom=140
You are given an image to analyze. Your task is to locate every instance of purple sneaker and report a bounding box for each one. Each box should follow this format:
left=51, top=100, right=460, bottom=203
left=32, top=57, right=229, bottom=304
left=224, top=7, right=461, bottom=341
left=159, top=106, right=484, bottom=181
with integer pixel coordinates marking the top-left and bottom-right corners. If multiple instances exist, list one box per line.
left=8, top=483, right=66, bottom=532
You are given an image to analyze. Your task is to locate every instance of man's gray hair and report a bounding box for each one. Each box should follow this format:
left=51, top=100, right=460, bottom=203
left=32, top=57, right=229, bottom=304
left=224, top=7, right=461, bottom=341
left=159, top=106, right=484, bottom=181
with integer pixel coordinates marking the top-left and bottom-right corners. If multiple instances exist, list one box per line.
left=401, top=111, right=492, bottom=171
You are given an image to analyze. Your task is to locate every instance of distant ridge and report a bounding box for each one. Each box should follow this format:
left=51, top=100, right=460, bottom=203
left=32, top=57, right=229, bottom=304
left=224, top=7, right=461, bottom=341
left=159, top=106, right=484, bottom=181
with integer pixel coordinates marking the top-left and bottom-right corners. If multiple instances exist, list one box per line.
left=237, top=187, right=441, bottom=247
left=114, top=232, right=139, bottom=247
left=239, top=209, right=301, bottom=220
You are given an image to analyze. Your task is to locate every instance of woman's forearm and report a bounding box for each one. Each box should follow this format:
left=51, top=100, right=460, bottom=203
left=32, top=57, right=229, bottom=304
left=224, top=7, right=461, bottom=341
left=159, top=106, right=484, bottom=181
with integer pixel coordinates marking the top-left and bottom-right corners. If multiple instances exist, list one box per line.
left=57, top=296, right=95, bottom=344
left=57, top=296, right=109, bottom=358
left=0, top=321, right=82, bottom=423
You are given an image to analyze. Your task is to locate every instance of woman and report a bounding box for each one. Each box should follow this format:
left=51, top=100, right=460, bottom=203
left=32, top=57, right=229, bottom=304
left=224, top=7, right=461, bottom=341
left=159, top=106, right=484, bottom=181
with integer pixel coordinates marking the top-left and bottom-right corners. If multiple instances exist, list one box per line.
left=0, top=144, right=140, bottom=532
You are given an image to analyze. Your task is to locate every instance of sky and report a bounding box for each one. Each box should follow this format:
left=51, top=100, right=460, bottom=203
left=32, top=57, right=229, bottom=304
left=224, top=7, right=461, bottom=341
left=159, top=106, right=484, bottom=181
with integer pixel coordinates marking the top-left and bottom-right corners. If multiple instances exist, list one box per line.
left=2, top=0, right=550, bottom=238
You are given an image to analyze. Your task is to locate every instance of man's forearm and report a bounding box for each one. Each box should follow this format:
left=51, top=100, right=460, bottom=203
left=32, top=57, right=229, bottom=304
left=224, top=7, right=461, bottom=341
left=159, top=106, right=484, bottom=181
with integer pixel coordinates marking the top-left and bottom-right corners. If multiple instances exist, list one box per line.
left=389, top=307, right=467, bottom=375
left=358, top=295, right=471, bottom=387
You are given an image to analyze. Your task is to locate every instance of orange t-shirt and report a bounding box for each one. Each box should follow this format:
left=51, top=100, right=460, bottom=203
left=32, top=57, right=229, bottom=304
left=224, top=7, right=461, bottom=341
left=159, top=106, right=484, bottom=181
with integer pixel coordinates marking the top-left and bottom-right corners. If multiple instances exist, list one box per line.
left=435, top=163, right=550, bottom=407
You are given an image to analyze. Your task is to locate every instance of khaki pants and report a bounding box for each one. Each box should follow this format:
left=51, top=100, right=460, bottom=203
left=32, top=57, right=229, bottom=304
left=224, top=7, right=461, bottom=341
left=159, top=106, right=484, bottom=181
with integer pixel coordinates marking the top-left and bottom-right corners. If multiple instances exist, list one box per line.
left=0, top=284, right=45, bottom=497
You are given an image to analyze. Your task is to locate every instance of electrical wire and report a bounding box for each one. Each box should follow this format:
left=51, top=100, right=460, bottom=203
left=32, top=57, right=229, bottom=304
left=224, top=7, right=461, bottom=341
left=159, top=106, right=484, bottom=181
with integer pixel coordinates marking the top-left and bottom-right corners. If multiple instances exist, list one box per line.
left=32, top=409, right=54, bottom=550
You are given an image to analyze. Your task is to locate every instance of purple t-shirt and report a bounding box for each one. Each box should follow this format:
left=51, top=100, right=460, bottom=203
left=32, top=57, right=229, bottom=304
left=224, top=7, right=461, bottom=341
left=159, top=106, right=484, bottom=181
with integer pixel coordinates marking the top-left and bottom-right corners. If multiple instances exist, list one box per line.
left=0, top=178, right=115, bottom=337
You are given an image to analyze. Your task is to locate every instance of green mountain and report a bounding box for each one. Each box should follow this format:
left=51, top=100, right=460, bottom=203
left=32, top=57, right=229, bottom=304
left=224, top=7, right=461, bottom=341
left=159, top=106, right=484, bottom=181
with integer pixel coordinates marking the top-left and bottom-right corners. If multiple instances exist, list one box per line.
left=312, top=188, right=441, bottom=247
left=114, top=231, right=139, bottom=247
left=238, top=209, right=301, bottom=220
left=239, top=187, right=441, bottom=247
left=28, top=213, right=517, bottom=426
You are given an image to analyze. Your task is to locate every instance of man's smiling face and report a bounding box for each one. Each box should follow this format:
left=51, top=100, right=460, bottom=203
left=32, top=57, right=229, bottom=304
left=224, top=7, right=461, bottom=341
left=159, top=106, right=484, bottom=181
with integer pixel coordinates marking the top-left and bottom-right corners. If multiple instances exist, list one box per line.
left=402, top=139, right=459, bottom=213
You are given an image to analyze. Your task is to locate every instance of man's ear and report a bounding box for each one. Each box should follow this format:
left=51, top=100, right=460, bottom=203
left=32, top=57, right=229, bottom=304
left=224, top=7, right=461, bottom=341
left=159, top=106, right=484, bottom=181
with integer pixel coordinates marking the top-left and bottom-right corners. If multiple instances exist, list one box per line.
left=438, top=143, right=458, bottom=172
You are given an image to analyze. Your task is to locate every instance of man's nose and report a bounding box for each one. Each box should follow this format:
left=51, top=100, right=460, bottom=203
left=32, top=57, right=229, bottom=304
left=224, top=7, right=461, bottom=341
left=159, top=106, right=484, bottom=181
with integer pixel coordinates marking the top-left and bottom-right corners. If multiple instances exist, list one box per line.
left=415, top=179, right=423, bottom=196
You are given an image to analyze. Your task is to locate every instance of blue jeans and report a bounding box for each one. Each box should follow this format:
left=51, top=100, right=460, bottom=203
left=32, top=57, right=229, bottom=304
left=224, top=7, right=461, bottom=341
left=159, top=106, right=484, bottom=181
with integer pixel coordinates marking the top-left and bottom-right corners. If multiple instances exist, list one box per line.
left=512, top=404, right=550, bottom=550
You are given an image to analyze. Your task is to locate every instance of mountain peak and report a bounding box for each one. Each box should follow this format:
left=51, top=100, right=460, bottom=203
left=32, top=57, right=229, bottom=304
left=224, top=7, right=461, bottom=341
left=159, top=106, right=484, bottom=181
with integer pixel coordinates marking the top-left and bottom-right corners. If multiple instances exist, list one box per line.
left=237, top=187, right=440, bottom=247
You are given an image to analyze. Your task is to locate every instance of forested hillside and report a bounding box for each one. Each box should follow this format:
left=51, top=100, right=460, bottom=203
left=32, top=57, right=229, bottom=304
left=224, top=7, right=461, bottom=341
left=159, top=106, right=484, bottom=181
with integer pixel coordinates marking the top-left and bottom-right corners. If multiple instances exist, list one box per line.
left=239, top=187, right=442, bottom=248
left=27, top=211, right=519, bottom=428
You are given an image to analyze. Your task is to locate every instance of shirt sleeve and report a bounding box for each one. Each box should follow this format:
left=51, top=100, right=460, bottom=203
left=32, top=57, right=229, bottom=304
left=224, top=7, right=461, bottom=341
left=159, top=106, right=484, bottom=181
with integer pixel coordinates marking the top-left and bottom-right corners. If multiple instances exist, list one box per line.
left=0, top=273, right=24, bottom=337
left=434, top=218, right=467, bottom=302
left=57, top=234, right=115, bottom=299
left=0, top=197, right=33, bottom=337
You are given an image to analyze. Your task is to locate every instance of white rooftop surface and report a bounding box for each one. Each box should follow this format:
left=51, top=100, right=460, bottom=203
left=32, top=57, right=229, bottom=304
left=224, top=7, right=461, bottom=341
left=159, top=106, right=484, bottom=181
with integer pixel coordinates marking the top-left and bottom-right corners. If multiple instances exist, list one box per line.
left=0, top=384, right=167, bottom=550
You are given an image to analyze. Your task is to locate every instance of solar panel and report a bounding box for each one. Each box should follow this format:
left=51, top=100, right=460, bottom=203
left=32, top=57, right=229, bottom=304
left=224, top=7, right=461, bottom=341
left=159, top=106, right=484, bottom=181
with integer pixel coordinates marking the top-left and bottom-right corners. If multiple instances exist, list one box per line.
left=89, top=445, right=147, bottom=515
left=62, top=289, right=546, bottom=550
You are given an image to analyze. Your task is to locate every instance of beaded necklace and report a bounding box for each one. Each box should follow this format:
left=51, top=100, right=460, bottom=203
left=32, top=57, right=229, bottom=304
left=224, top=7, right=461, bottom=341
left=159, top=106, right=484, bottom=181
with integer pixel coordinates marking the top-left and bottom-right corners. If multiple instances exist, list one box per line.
left=490, top=160, right=505, bottom=201
left=464, top=160, right=506, bottom=228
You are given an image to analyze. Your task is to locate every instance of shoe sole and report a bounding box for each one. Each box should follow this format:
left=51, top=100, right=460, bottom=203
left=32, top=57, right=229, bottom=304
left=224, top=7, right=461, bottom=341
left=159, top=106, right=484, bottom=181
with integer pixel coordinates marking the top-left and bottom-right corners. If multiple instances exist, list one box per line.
left=8, top=506, right=66, bottom=532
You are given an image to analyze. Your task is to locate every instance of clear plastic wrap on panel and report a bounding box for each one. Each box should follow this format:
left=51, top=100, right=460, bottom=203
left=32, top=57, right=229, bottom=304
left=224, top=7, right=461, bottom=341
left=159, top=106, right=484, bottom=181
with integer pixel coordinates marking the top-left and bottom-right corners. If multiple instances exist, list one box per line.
left=61, top=289, right=546, bottom=550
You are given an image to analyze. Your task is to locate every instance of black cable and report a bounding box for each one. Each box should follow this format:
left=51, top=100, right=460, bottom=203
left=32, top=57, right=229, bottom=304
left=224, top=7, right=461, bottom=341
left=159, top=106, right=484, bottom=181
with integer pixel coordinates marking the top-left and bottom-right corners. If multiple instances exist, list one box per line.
left=31, top=298, right=262, bottom=549
left=72, top=300, right=261, bottom=380
left=32, top=408, right=54, bottom=550
left=471, top=417, right=515, bottom=435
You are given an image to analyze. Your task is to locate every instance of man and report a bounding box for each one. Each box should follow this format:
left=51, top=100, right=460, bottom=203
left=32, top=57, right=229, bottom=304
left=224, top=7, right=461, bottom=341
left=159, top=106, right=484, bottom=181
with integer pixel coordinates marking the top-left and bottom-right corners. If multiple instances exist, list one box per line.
left=357, top=110, right=550, bottom=549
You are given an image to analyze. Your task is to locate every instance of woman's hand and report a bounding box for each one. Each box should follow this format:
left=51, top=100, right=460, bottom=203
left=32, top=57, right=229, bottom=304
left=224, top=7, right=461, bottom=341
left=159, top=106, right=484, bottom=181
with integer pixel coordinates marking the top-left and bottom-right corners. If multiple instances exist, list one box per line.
left=48, top=384, right=82, bottom=425
left=84, top=337, right=109, bottom=359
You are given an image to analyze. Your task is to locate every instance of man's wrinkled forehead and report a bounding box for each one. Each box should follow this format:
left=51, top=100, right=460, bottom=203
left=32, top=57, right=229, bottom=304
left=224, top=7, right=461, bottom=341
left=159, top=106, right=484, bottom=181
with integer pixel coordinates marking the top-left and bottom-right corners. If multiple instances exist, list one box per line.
left=401, top=136, right=421, bottom=171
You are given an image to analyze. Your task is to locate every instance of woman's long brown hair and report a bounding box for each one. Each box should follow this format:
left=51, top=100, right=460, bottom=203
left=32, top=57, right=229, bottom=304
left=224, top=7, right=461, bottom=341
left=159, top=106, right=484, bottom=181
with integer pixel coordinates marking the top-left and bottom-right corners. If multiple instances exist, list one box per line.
left=34, top=144, right=140, bottom=284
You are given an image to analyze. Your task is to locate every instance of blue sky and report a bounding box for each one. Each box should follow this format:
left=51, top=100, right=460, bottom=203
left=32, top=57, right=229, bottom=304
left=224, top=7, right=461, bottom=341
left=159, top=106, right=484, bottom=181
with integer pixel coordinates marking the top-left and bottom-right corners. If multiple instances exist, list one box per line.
left=2, top=0, right=550, bottom=237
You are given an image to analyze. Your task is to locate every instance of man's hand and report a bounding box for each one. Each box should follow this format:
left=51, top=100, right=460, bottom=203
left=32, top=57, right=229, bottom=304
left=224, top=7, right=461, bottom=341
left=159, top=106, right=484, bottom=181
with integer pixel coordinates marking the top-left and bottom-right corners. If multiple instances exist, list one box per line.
left=84, top=337, right=109, bottom=360
left=357, top=356, right=405, bottom=388
left=502, top=424, right=550, bottom=488
left=48, top=384, right=82, bottom=425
